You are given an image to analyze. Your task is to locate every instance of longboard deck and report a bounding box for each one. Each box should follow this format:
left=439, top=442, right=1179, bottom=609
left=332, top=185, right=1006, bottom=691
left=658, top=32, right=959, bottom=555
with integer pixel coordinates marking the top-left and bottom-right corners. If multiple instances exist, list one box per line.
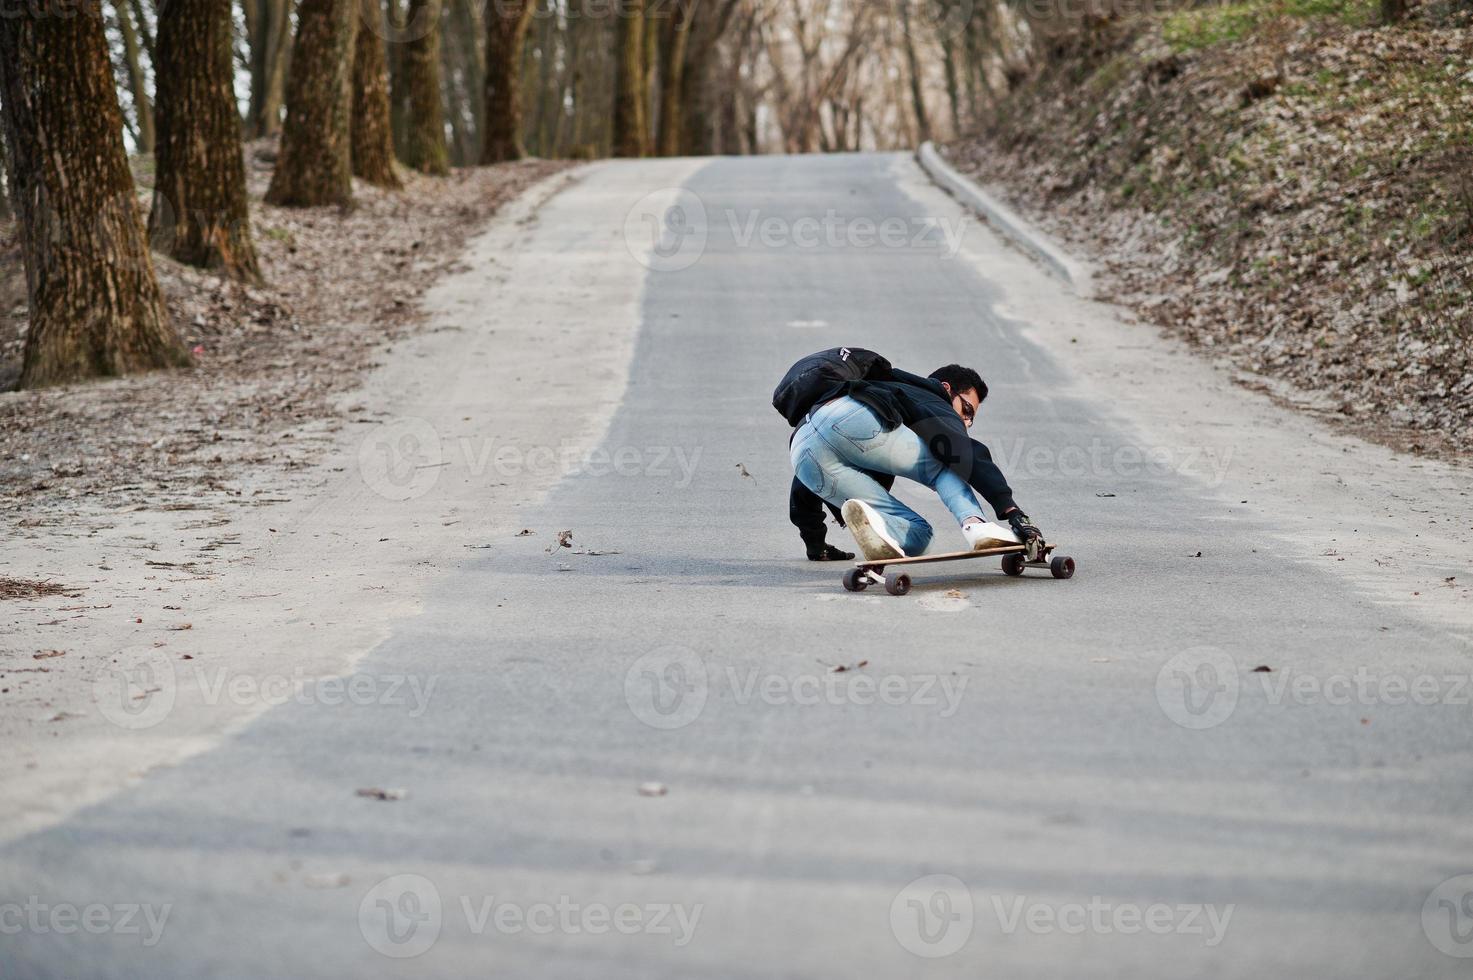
left=843, top=543, right=1074, bottom=595
left=855, top=543, right=1044, bottom=571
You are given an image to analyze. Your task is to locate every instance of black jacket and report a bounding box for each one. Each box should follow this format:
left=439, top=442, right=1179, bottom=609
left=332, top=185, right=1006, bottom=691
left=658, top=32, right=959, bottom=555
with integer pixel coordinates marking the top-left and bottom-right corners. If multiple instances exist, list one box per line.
left=789, top=368, right=1019, bottom=545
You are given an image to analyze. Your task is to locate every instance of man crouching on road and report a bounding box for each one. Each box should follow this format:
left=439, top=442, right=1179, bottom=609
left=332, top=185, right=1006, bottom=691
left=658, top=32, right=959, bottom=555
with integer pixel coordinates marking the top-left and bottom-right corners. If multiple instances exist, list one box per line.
left=777, top=348, right=1045, bottom=562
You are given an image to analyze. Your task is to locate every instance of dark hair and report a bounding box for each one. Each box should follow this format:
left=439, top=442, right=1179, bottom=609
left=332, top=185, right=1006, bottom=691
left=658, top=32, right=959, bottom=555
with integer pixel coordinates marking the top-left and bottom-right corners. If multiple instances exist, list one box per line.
left=929, top=365, right=988, bottom=402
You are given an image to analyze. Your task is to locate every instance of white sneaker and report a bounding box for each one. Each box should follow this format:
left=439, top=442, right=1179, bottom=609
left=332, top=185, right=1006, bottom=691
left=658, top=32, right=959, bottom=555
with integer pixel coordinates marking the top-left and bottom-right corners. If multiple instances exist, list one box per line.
left=841, top=500, right=906, bottom=561
left=962, top=520, right=1020, bottom=551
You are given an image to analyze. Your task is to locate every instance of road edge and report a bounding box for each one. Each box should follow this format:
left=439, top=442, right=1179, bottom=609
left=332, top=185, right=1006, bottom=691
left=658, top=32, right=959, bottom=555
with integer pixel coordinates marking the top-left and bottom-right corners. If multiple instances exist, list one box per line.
left=916, top=140, right=1094, bottom=299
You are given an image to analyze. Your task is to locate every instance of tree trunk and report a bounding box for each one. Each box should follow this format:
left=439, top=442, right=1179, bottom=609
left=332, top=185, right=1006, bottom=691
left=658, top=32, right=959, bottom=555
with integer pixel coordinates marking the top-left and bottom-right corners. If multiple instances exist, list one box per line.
left=245, top=0, right=295, bottom=139
left=266, top=0, right=358, bottom=207
left=352, top=0, right=403, bottom=186
left=150, top=0, right=262, bottom=281
left=611, top=0, right=648, bottom=157
left=899, top=1, right=931, bottom=145
left=940, top=33, right=962, bottom=137
left=439, top=14, right=472, bottom=166
left=385, top=0, right=407, bottom=152
left=113, top=0, right=156, bottom=154
left=0, top=137, right=10, bottom=220
left=0, top=8, right=187, bottom=388
left=655, top=0, right=693, bottom=157
left=480, top=0, right=535, bottom=163
left=400, top=0, right=449, bottom=174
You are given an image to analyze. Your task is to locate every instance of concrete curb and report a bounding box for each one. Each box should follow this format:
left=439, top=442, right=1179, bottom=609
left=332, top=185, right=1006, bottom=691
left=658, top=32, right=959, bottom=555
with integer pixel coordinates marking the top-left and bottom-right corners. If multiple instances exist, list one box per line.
left=916, top=141, right=1094, bottom=299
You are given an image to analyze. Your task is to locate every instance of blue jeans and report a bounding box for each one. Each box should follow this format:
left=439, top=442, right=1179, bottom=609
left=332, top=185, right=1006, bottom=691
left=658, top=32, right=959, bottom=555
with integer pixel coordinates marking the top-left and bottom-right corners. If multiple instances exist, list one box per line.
left=790, top=397, right=984, bottom=555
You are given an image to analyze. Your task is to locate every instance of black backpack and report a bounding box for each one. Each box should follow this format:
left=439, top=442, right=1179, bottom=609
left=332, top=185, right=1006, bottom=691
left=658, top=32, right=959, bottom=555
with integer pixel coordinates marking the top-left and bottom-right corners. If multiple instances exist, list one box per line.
left=772, top=347, right=892, bottom=427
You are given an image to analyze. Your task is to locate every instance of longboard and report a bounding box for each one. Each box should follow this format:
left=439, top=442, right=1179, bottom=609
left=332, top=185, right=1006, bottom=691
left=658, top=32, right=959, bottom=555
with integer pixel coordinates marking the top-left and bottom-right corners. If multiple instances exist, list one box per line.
left=842, top=543, right=1076, bottom=596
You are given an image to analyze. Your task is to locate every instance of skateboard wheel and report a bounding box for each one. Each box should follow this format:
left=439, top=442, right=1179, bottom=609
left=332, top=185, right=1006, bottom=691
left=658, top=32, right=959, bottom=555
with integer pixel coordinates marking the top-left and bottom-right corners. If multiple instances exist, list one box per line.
left=1050, top=556, right=1076, bottom=580
left=1001, top=553, right=1027, bottom=577
left=884, top=571, right=912, bottom=596
left=842, top=568, right=868, bottom=592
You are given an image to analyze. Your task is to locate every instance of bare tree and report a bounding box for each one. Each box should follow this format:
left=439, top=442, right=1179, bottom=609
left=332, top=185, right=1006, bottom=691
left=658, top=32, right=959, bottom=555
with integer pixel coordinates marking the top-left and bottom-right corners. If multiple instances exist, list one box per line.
left=0, top=7, right=186, bottom=387
left=897, top=0, right=931, bottom=144
left=151, top=0, right=262, bottom=280
left=612, top=0, right=649, bottom=157
left=266, top=0, right=359, bottom=206
left=400, top=0, right=450, bottom=174
left=112, top=0, right=156, bottom=153
left=352, top=0, right=404, bottom=186
left=655, top=0, right=695, bottom=156
left=481, top=0, right=537, bottom=162
left=242, top=0, right=295, bottom=139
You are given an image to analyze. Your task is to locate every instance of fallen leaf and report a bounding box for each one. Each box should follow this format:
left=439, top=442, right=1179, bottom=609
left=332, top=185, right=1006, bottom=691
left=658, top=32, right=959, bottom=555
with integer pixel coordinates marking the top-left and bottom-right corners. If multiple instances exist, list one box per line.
left=1095, top=492, right=1116, bottom=498
left=828, top=659, right=869, bottom=673
left=546, top=530, right=573, bottom=552
left=356, top=787, right=407, bottom=801
left=1251, top=665, right=1273, bottom=673
left=32, top=650, right=66, bottom=660
left=638, top=782, right=667, bottom=797
left=516, top=529, right=535, bottom=536
left=167, top=623, right=193, bottom=631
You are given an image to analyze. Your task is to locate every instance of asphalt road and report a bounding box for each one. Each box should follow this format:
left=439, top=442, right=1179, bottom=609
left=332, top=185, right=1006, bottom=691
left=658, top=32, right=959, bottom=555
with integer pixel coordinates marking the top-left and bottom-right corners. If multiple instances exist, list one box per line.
left=3, top=153, right=1472, bottom=979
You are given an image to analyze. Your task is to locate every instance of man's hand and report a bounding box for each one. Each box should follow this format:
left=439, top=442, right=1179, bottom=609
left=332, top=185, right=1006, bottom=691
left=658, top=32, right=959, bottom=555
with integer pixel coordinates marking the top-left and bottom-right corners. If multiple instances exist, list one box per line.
left=807, top=542, right=855, bottom=562
left=1006, top=509, right=1045, bottom=561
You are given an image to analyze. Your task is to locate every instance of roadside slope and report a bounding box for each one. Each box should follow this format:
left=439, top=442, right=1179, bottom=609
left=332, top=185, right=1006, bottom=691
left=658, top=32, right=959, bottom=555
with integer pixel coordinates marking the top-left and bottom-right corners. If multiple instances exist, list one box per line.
left=946, top=2, right=1472, bottom=456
